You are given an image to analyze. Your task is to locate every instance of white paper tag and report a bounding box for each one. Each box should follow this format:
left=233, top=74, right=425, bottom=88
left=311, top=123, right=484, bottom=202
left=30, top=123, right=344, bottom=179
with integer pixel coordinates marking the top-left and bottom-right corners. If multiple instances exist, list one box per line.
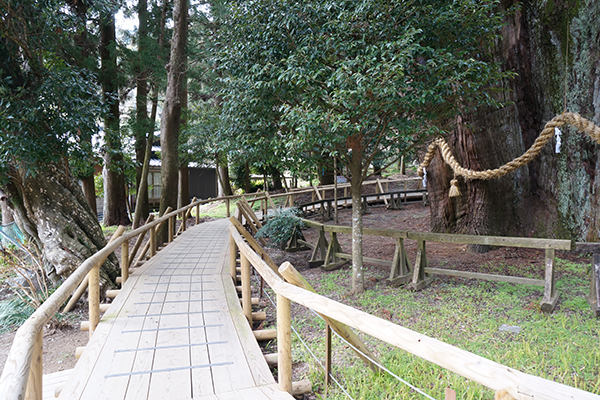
left=422, top=167, right=427, bottom=188
left=555, top=127, right=562, bottom=153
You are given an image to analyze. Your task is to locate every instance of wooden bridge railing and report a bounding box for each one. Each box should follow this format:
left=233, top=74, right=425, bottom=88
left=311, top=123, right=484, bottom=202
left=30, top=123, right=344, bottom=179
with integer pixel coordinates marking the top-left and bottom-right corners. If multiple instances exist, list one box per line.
left=0, top=194, right=235, bottom=400
left=301, top=219, right=574, bottom=313
left=228, top=221, right=599, bottom=400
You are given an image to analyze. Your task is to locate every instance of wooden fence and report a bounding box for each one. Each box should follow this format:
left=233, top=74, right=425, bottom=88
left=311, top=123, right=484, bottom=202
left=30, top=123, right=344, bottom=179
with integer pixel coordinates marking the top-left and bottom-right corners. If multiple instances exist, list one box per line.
left=229, top=221, right=600, bottom=400
left=301, top=219, right=574, bottom=313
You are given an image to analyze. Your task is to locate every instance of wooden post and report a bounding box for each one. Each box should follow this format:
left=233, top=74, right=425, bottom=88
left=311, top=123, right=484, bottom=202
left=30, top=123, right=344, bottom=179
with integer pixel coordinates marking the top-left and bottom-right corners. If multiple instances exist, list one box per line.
left=410, top=239, right=431, bottom=291
left=121, top=241, right=129, bottom=285
left=168, top=216, right=174, bottom=243
left=24, top=330, right=42, bottom=400
left=325, top=323, right=332, bottom=386
left=277, top=293, right=292, bottom=394
left=541, top=248, right=558, bottom=313
left=230, top=233, right=238, bottom=282
left=182, top=210, right=187, bottom=232
left=226, top=198, right=231, bottom=218
left=88, top=262, right=100, bottom=338
left=589, top=253, right=600, bottom=317
left=388, top=238, right=412, bottom=286
left=196, top=203, right=200, bottom=224
left=241, top=254, right=253, bottom=325
left=150, top=225, right=156, bottom=257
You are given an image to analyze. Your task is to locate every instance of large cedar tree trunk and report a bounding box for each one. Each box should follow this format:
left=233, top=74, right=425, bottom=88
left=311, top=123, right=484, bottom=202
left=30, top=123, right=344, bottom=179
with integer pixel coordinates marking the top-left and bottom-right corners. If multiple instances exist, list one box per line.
left=428, top=0, right=600, bottom=242
left=3, top=165, right=119, bottom=287
left=159, top=0, right=187, bottom=241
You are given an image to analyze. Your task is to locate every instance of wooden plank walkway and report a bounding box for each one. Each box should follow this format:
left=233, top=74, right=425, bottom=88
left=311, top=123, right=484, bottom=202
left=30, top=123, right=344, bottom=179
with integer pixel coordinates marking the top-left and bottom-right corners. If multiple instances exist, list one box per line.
left=58, top=219, right=294, bottom=400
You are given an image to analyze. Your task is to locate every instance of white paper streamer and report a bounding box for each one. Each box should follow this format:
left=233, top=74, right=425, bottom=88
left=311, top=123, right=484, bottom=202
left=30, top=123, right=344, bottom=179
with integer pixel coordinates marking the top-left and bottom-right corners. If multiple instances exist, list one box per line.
left=555, top=127, right=562, bottom=153
left=422, top=167, right=427, bottom=188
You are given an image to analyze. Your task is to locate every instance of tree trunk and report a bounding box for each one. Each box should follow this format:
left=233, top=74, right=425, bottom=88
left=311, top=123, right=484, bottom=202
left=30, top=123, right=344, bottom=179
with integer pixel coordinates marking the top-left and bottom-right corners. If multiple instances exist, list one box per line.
left=134, top=0, right=150, bottom=222
left=178, top=164, right=190, bottom=208
left=3, top=165, right=118, bottom=287
left=349, top=136, right=364, bottom=293
left=217, top=154, right=233, bottom=196
left=427, top=0, right=600, bottom=242
left=80, top=174, right=97, bottom=216
left=100, top=12, right=130, bottom=227
left=1, top=198, right=13, bottom=225
left=244, top=161, right=251, bottom=193
left=270, top=166, right=283, bottom=190
left=159, top=0, right=187, bottom=241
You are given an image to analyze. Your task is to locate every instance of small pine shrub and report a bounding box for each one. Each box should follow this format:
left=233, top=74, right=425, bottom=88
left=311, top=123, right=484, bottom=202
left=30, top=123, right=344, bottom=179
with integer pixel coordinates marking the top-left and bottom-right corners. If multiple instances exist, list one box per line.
left=256, top=209, right=305, bottom=248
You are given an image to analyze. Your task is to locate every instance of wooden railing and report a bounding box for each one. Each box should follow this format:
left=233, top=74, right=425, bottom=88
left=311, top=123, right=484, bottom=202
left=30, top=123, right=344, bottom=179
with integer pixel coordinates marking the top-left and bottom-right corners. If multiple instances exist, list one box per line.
left=301, top=219, right=574, bottom=313
left=0, top=195, right=230, bottom=400
left=0, top=176, right=421, bottom=400
left=228, top=221, right=599, bottom=400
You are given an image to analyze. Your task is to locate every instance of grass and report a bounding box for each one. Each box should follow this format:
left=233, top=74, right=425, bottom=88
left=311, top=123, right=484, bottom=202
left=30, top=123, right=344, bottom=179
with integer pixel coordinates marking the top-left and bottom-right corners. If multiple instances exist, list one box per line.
left=288, top=257, right=600, bottom=399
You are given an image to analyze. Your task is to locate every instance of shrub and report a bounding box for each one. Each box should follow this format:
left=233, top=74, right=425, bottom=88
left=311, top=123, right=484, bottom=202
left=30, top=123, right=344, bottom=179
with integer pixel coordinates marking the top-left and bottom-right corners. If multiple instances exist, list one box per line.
left=256, top=209, right=305, bottom=248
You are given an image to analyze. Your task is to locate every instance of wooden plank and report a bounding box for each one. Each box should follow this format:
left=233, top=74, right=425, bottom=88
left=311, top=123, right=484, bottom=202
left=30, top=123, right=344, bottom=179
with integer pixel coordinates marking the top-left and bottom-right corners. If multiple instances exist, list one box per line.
left=425, top=268, right=544, bottom=286
left=42, top=370, right=72, bottom=400
left=408, top=231, right=571, bottom=250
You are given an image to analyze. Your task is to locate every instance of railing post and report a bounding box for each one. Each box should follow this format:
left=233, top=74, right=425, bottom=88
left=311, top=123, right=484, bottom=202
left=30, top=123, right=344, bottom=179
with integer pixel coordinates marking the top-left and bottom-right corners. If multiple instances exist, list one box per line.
left=121, top=240, right=129, bottom=285
left=150, top=225, right=156, bottom=257
left=541, top=248, right=558, bottom=313
left=230, top=233, right=238, bottom=282
left=25, top=330, right=43, bottom=400
left=168, top=216, right=174, bottom=243
left=277, top=293, right=292, bottom=394
left=325, top=323, right=332, bottom=386
left=196, top=203, right=200, bottom=224
left=88, top=262, right=100, bottom=338
left=241, top=254, right=252, bottom=325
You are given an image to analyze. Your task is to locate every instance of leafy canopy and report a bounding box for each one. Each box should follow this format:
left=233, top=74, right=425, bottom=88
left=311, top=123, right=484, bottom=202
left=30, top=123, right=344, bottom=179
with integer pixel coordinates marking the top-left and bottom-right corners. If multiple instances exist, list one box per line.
left=213, top=0, right=513, bottom=177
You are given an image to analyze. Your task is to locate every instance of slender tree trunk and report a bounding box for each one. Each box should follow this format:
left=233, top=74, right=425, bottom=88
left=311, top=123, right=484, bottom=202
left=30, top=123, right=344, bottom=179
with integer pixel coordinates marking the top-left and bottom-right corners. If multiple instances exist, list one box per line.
left=101, top=12, right=130, bottom=226
left=244, top=161, right=251, bottom=193
left=178, top=165, right=190, bottom=208
left=81, top=175, right=97, bottom=216
left=134, top=0, right=150, bottom=221
left=159, top=0, right=187, bottom=241
left=349, top=136, right=364, bottom=293
left=270, top=166, right=283, bottom=190
left=217, top=154, right=233, bottom=196
left=132, top=130, right=154, bottom=229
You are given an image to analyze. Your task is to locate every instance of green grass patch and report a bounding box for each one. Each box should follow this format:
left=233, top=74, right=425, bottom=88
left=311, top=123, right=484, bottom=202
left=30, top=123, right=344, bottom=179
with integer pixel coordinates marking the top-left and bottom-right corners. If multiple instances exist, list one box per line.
left=290, top=257, right=600, bottom=398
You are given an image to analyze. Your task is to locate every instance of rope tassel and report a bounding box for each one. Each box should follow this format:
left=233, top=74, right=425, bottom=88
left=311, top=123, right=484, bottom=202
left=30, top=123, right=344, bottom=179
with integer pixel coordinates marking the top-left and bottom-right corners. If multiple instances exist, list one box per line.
left=417, top=112, right=600, bottom=201
left=449, top=179, right=461, bottom=197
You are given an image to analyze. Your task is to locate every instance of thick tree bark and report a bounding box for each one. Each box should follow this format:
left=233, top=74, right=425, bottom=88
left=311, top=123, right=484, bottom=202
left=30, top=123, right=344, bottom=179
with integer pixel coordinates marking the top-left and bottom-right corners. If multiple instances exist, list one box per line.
left=159, top=0, right=187, bottom=241
left=244, top=161, right=252, bottom=193
left=101, top=12, right=130, bottom=226
left=1, top=198, right=13, bottom=225
left=2, top=165, right=118, bottom=287
left=427, top=0, right=600, bottom=242
left=270, top=166, right=283, bottom=190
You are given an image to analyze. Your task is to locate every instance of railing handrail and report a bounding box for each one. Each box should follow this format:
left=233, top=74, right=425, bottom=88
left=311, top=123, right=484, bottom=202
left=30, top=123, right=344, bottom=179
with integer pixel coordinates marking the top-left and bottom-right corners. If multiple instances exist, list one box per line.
left=0, top=196, right=214, bottom=399
left=301, top=218, right=572, bottom=250
left=229, top=224, right=599, bottom=400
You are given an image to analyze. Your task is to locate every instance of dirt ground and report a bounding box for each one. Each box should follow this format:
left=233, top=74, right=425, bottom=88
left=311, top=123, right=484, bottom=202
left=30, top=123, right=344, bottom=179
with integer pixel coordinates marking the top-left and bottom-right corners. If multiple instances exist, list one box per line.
left=0, top=201, right=590, bottom=379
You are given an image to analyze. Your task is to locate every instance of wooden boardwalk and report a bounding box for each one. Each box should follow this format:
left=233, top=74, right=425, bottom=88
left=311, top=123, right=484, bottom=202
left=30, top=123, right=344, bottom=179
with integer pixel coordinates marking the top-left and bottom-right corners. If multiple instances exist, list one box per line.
left=58, top=219, right=294, bottom=400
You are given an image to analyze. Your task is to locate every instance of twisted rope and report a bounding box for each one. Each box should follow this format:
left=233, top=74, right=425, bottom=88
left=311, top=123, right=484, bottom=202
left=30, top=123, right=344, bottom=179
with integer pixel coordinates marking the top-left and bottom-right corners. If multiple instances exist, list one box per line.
left=418, top=112, right=600, bottom=196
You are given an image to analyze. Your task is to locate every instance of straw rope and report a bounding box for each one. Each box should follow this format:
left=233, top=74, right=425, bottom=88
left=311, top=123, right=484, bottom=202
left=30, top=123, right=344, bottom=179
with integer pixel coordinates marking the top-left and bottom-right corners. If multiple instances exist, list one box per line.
left=418, top=112, right=600, bottom=197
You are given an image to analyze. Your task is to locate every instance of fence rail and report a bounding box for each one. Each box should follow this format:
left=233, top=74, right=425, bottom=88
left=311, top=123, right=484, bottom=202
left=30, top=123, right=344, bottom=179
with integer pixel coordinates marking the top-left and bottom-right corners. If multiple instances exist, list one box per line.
left=228, top=222, right=600, bottom=400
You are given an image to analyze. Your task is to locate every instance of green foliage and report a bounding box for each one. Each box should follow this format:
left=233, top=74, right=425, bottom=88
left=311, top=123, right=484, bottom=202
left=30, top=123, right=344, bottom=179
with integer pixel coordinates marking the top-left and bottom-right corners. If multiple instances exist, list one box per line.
left=0, top=0, right=110, bottom=182
left=213, top=0, right=514, bottom=180
left=256, top=209, right=305, bottom=246
left=0, top=297, right=34, bottom=333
